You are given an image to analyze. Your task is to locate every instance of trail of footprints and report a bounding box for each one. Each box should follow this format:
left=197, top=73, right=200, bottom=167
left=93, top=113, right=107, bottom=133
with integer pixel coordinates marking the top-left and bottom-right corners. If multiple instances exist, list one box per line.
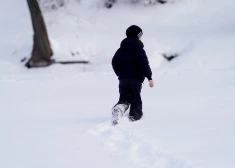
left=88, top=120, right=192, bottom=168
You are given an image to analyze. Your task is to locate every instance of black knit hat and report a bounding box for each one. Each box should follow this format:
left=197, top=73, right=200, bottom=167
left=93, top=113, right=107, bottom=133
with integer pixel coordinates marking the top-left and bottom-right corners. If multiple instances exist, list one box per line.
left=126, top=25, right=143, bottom=39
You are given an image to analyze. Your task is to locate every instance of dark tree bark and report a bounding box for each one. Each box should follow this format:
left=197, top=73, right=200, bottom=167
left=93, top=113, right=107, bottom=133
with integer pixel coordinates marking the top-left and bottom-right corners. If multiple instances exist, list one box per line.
left=26, top=0, right=53, bottom=68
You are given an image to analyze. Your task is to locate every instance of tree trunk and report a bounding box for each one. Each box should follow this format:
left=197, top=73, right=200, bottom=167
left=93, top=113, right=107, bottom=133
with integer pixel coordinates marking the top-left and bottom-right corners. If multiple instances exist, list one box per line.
left=26, top=0, right=53, bottom=68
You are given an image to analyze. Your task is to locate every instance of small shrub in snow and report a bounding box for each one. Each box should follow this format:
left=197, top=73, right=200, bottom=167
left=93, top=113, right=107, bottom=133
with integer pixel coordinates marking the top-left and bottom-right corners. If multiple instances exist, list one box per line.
left=104, top=0, right=176, bottom=8
left=105, top=0, right=116, bottom=8
left=144, top=0, right=167, bottom=5
left=38, top=0, right=66, bottom=10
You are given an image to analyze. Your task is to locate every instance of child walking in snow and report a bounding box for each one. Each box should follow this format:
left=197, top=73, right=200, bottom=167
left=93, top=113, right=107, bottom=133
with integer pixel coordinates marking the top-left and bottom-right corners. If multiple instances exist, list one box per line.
left=111, top=25, right=154, bottom=125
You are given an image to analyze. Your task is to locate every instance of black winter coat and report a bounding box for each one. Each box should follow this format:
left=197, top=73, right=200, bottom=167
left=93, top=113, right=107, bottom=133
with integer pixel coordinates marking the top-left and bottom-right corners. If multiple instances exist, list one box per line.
left=112, top=38, right=152, bottom=82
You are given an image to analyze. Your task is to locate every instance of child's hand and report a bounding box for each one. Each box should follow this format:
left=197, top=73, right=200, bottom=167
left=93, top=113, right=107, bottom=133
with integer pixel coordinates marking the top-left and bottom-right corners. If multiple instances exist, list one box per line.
left=149, top=80, right=154, bottom=88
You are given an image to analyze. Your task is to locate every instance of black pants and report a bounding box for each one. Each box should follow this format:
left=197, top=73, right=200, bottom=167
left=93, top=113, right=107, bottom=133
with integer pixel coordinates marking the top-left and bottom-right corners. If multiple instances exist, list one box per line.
left=118, top=79, right=143, bottom=121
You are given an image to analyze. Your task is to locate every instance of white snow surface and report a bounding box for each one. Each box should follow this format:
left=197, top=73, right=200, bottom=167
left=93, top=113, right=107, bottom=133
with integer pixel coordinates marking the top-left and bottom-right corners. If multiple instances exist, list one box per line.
left=1, top=0, right=235, bottom=168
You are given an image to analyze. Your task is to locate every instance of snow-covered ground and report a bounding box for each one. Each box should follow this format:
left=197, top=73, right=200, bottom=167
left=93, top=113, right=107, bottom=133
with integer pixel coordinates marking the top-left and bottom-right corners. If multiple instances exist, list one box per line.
left=0, top=0, right=235, bottom=168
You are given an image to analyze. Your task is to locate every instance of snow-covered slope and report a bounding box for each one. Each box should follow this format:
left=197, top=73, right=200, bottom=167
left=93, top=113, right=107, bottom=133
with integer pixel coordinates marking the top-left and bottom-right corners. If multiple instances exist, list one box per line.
left=0, top=0, right=235, bottom=168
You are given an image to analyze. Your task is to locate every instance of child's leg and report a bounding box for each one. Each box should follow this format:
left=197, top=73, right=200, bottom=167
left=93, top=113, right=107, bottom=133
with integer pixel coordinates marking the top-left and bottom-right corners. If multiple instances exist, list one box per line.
left=117, top=79, right=131, bottom=109
left=111, top=79, right=131, bottom=125
left=112, top=79, right=131, bottom=111
left=129, top=80, right=143, bottom=121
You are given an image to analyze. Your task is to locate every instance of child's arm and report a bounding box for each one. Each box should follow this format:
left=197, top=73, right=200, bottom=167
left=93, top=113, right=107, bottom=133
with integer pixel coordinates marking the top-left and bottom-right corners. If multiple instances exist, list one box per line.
left=139, top=49, right=152, bottom=81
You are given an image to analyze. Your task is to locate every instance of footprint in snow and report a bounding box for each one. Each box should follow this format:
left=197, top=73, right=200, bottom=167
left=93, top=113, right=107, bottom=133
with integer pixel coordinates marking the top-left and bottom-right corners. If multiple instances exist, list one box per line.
left=87, top=120, right=193, bottom=168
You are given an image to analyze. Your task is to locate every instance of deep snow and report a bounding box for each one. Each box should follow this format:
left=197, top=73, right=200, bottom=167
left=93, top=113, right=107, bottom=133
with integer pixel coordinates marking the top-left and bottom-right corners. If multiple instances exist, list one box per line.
left=0, top=0, right=235, bottom=168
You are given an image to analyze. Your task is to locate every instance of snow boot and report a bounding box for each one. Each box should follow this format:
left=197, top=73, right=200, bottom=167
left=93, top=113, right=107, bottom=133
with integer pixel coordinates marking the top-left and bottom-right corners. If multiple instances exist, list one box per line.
left=111, top=103, right=129, bottom=126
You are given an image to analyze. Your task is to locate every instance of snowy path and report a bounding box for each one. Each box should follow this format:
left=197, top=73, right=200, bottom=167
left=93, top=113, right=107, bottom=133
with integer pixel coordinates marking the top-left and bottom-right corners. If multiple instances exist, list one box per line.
left=1, top=70, right=235, bottom=168
left=88, top=120, right=192, bottom=168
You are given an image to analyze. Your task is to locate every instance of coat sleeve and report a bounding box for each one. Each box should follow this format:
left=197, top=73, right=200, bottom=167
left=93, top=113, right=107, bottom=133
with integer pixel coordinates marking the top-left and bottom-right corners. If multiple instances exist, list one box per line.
left=112, top=51, right=119, bottom=77
left=139, top=48, right=152, bottom=80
